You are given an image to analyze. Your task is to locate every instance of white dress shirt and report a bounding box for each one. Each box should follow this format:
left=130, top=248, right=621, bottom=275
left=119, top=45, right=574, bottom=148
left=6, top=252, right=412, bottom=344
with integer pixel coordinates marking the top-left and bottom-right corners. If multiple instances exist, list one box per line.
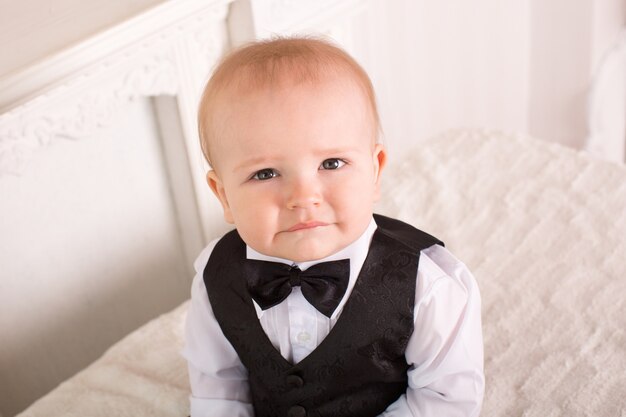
left=182, top=218, right=484, bottom=416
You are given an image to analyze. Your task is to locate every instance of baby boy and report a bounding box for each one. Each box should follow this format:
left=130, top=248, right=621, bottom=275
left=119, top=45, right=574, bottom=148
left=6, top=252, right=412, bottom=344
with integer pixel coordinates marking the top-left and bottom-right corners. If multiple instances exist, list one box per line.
left=183, top=37, right=484, bottom=417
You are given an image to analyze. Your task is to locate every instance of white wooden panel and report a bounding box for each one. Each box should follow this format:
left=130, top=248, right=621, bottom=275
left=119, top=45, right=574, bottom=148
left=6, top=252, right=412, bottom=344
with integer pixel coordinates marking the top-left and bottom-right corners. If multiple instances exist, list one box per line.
left=0, top=98, right=188, bottom=415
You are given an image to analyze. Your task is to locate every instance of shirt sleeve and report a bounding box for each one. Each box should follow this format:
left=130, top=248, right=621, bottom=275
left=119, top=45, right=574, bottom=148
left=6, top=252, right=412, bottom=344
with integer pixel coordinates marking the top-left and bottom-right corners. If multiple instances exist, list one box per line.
left=181, top=239, right=254, bottom=417
left=380, top=244, right=485, bottom=417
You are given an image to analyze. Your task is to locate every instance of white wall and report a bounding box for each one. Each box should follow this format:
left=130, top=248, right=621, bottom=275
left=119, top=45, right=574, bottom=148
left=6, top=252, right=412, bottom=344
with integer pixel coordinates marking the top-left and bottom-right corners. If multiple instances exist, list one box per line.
left=528, top=0, right=625, bottom=150
left=0, top=0, right=168, bottom=76
left=349, top=0, right=625, bottom=158
left=350, top=0, right=530, bottom=159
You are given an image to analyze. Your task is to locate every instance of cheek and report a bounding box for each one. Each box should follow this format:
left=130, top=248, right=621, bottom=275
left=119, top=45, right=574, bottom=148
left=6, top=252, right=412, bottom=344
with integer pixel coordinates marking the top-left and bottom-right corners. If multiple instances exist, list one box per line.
left=341, top=167, right=377, bottom=195
left=328, top=174, right=376, bottom=209
left=229, top=187, right=280, bottom=224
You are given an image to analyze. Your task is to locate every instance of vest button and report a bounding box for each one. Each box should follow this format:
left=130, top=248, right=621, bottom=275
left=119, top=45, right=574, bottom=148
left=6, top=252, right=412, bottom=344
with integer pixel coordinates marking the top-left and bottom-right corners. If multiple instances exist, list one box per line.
left=286, top=374, right=304, bottom=388
left=287, top=405, right=306, bottom=417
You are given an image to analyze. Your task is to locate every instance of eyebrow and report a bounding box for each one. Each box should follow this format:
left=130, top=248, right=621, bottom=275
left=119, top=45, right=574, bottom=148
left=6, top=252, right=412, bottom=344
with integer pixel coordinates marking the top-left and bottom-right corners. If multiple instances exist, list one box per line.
left=233, top=155, right=276, bottom=172
left=317, top=147, right=359, bottom=155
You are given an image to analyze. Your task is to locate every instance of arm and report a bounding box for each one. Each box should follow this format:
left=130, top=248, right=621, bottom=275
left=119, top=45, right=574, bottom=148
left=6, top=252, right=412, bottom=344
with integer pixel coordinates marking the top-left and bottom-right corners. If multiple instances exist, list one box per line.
left=182, top=240, right=254, bottom=417
left=380, top=245, right=484, bottom=416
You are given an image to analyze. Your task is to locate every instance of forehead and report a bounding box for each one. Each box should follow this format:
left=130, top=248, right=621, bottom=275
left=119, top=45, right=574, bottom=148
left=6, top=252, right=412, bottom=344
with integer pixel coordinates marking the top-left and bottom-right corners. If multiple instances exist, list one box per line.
left=210, top=76, right=375, bottom=168
left=198, top=38, right=381, bottom=167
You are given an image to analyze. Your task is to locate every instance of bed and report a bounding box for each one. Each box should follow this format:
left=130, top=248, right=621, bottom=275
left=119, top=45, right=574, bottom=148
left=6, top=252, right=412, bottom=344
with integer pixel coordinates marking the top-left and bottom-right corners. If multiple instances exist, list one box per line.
left=17, top=129, right=626, bottom=417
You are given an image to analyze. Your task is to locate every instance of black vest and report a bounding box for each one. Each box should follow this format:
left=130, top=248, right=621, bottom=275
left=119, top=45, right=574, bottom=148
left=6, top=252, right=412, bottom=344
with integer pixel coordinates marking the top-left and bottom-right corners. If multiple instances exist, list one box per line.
left=204, top=214, right=443, bottom=417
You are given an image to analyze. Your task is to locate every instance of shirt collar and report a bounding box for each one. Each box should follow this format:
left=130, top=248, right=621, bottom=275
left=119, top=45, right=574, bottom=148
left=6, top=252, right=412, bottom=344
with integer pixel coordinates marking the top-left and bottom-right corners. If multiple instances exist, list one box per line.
left=246, top=217, right=378, bottom=320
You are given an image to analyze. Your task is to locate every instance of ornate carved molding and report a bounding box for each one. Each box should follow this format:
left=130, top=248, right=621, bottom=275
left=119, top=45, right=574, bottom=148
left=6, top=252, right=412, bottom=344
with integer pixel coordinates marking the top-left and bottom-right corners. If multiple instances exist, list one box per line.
left=0, top=0, right=230, bottom=176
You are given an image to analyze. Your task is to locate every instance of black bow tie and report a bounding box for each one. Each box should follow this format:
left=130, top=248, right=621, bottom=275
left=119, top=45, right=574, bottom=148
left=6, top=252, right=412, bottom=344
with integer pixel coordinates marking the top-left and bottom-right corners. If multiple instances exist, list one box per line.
left=243, top=258, right=350, bottom=317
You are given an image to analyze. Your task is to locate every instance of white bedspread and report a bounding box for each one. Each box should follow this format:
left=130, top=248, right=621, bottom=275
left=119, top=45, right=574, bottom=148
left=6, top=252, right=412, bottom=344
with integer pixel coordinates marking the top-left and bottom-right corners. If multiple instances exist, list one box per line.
left=18, top=129, right=626, bottom=416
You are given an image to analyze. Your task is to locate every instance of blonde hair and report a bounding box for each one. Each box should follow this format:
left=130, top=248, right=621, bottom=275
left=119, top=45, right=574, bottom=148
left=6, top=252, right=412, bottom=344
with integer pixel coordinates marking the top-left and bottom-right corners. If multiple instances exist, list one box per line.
left=197, top=36, right=381, bottom=166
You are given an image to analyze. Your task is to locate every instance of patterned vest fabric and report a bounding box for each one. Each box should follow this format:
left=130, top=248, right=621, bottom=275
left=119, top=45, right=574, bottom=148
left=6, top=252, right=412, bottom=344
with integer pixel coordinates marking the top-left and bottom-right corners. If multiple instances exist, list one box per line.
left=204, top=214, right=443, bottom=417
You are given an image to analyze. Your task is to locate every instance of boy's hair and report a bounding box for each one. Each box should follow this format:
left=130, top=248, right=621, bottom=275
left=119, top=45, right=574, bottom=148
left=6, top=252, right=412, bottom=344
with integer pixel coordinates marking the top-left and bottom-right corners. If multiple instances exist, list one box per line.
left=197, top=36, right=381, bottom=166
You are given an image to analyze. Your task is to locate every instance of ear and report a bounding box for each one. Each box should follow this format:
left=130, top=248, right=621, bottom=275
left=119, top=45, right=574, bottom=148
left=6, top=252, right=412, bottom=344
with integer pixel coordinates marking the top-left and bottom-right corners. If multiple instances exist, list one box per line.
left=206, top=170, right=234, bottom=224
left=372, top=143, right=387, bottom=202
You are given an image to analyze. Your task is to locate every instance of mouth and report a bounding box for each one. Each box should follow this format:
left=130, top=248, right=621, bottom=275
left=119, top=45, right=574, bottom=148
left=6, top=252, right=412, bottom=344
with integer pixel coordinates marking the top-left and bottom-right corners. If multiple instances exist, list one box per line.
left=286, top=221, right=329, bottom=232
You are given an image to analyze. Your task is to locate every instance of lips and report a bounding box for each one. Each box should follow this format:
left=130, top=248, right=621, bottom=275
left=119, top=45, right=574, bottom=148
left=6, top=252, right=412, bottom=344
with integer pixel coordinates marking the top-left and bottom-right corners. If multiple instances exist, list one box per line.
left=287, top=221, right=328, bottom=232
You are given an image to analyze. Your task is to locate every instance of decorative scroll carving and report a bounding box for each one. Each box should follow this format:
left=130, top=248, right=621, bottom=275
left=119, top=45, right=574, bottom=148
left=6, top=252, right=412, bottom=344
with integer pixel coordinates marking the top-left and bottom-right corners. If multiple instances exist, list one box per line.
left=0, top=1, right=230, bottom=176
left=190, top=10, right=230, bottom=85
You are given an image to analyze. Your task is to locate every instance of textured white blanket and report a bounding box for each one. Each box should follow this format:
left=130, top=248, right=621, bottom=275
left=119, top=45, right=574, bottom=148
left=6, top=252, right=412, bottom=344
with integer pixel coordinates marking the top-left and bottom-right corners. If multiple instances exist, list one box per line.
left=18, top=129, right=626, bottom=416
left=377, top=129, right=626, bottom=416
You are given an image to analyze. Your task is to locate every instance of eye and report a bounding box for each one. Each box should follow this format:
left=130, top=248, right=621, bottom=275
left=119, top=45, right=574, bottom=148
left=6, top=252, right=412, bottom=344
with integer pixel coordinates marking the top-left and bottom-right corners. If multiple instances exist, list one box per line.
left=251, top=168, right=278, bottom=181
left=320, top=158, right=346, bottom=170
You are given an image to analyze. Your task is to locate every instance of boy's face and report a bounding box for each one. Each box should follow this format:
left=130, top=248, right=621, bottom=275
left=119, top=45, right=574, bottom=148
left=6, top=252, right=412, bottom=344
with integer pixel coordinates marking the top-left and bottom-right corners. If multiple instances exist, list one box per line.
left=206, top=76, right=386, bottom=262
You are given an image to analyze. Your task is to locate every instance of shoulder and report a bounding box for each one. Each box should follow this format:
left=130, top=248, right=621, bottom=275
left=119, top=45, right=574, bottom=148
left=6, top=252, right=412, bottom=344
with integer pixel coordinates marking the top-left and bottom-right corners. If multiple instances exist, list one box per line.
left=188, top=238, right=219, bottom=302
left=415, top=245, right=481, bottom=311
left=416, top=244, right=480, bottom=305
left=419, top=245, right=465, bottom=280
left=193, top=237, right=221, bottom=274
left=192, top=229, right=242, bottom=274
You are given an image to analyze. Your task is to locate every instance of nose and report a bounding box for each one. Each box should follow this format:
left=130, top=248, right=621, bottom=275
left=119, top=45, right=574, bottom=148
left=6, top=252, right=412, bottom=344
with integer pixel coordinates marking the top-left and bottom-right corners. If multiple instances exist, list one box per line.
left=286, top=176, right=322, bottom=209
